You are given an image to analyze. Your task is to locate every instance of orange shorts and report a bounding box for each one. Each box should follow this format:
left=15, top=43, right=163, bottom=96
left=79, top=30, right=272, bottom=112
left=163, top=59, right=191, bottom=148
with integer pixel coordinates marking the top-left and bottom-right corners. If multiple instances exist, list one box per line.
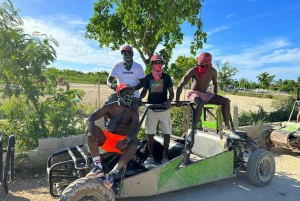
left=101, top=130, right=127, bottom=154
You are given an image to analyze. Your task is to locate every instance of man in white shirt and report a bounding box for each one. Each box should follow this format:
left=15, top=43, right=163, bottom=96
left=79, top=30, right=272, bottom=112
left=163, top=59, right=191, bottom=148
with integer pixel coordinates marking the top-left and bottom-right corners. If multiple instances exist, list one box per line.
left=105, top=45, right=145, bottom=125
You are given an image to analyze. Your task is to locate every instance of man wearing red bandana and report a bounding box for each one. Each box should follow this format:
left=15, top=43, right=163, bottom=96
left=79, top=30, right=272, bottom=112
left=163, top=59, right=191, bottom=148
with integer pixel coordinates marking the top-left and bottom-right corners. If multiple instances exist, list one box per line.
left=139, top=54, right=174, bottom=164
left=175, top=52, right=240, bottom=139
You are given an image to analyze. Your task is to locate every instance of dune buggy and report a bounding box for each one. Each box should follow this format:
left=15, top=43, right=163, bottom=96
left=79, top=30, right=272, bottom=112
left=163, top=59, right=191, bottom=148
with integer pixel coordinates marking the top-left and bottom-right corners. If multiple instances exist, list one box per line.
left=47, top=102, right=275, bottom=201
left=0, top=134, right=15, bottom=201
left=258, top=100, right=300, bottom=152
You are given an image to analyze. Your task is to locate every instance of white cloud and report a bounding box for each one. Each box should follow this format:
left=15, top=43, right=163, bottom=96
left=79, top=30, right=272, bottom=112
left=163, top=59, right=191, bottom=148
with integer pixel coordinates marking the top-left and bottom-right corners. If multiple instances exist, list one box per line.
left=22, top=16, right=121, bottom=67
left=227, top=13, right=237, bottom=18
left=207, top=26, right=230, bottom=35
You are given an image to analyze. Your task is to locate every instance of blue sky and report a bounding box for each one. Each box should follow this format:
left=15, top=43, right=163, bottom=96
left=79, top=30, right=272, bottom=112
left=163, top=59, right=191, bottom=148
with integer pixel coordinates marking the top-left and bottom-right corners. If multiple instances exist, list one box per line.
left=8, top=0, right=300, bottom=82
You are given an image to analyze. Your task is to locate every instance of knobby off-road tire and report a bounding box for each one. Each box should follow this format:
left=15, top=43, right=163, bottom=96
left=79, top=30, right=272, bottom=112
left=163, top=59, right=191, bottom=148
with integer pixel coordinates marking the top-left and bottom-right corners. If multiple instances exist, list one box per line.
left=246, top=149, right=275, bottom=187
left=258, top=129, right=274, bottom=151
left=59, top=177, right=115, bottom=201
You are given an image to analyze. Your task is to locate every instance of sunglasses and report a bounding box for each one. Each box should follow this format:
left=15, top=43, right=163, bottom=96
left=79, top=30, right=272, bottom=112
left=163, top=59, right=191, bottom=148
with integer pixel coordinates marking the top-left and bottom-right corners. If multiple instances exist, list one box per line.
left=198, top=64, right=209, bottom=68
left=153, top=62, right=163, bottom=65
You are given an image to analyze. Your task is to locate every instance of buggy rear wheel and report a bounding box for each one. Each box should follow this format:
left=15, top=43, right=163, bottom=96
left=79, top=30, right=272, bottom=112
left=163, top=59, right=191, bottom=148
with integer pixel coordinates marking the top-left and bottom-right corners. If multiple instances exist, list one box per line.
left=59, top=177, right=115, bottom=201
left=258, top=129, right=274, bottom=151
left=246, top=149, right=275, bottom=187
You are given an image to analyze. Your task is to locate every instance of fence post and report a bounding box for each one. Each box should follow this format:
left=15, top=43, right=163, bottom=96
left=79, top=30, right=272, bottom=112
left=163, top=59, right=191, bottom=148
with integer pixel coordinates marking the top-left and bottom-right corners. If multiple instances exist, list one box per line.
left=232, top=106, right=239, bottom=129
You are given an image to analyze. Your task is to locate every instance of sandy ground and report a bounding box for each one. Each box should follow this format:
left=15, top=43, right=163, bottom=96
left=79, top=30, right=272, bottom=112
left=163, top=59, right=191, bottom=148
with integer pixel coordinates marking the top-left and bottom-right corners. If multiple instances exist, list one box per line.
left=6, top=83, right=296, bottom=201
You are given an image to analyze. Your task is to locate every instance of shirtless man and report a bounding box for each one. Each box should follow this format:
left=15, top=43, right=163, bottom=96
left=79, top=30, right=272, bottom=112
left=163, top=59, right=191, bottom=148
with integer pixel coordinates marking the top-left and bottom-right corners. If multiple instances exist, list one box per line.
left=85, top=83, right=140, bottom=189
left=175, top=52, right=240, bottom=139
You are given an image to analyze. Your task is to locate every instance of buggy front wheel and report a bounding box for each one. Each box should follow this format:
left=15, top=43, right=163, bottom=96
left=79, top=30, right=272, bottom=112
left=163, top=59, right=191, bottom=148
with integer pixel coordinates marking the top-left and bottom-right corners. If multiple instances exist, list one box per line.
left=246, top=149, right=275, bottom=187
left=59, top=177, right=115, bottom=201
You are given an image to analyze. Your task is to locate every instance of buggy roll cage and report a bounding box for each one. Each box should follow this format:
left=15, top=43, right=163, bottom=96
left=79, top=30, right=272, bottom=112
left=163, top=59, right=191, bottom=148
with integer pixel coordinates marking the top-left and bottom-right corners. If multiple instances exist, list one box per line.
left=140, top=101, right=196, bottom=150
left=0, top=134, right=15, bottom=201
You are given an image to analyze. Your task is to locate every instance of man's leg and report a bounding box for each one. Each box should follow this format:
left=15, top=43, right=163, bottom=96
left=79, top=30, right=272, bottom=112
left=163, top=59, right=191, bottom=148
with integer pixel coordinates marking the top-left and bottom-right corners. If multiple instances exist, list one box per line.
left=113, top=140, right=139, bottom=171
left=208, top=95, right=230, bottom=129
left=104, top=140, right=139, bottom=189
left=193, top=97, right=205, bottom=129
left=159, top=109, right=172, bottom=163
left=144, top=109, right=157, bottom=164
left=297, top=109, right=300, bottom=122
left=85, top=126, right=106, bottom=178
left=147, top=134, right=155, bottom=156
left=162, top=134, right=170, bottom=162
left=208, top=95, right=240, bottom=139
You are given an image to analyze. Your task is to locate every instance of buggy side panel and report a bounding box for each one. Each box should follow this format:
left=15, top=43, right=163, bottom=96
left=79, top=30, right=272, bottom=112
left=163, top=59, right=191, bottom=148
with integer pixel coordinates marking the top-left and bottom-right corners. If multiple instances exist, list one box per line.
left=120, top=151, right=234, bottom=198
left=191, top=129, right=228, bottom=158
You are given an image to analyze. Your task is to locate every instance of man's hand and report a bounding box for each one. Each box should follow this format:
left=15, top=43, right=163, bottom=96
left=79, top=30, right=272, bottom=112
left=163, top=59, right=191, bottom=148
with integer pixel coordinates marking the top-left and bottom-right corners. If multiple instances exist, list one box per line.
left=111, top=84, right=117, bottom=91
left=164, top=100, right=172, bottom=108
left=116, top=139, right=129, bottom=151
left=138, top=98, right=143, bottom=106
left=176, top=101, right=183, bottom=107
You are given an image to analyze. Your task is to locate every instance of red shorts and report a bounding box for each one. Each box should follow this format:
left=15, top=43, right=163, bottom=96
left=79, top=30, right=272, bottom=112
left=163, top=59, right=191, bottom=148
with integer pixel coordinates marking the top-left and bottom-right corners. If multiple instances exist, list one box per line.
left=187, top=91, right=215, bottom=103
left=101, top=130, right=127, bottom=154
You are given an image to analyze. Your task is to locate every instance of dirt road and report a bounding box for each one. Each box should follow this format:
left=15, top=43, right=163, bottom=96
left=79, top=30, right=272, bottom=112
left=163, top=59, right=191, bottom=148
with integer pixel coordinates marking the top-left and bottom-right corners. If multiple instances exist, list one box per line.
left=7, top=147, right=300, bottom=201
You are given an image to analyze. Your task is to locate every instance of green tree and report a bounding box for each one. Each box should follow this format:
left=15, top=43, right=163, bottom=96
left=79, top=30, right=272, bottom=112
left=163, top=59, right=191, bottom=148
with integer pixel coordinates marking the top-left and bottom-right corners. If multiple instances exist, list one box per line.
left=239, top=78, right=248, bottom=89
left=214, top=61, right=239, bottom=90
left=85, top=0, right=206, bottom=73
left=168, top=56, right=196, bottom=86
left=256, top=72, right=275, bottom=89
left=0, top=0, right=85, bottom=151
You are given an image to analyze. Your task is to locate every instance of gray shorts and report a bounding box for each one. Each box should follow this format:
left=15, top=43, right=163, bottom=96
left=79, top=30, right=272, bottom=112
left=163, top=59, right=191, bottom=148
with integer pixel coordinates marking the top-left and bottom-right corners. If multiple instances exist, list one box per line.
left=145, top=108, right=172, bottom=134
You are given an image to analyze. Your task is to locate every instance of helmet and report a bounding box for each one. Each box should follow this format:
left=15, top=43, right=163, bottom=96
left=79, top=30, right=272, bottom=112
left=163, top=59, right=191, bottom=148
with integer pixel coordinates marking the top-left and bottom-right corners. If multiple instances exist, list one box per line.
left=197, top=52, right=212, bottom=64
left=150, top=54, right=164, bottom=63
left=116, top=83, right=134, bottom=96
left=121, top=45, right=133, bottom=55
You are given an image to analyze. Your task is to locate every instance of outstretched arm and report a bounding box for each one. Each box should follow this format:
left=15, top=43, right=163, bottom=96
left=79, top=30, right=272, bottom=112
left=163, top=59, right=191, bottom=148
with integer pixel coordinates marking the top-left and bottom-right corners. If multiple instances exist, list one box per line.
left=134, top=78, right=145, bottom=90
left=176, top=69, right=194, bottom=103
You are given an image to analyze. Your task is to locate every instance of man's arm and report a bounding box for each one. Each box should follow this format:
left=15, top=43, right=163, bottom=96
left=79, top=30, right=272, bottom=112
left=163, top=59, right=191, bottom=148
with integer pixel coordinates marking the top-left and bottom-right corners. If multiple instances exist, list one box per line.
left=126, top=110, right=140, bottom=140
left=86, top=105, right=108, bottom=129
left=176, top=68, right=194, bottom=102
left=164, top=87, right=174, bottom=108
left=134, top=78, right=145, bottom=90
left=212, top=70, right=218, bottom=94
left=107, top=76, right=117, bottom=91
left=139, top=87, right=148, bottom=100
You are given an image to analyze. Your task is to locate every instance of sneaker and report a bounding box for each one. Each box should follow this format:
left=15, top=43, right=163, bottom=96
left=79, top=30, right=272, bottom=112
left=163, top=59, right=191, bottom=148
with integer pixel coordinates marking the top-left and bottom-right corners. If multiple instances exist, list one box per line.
left=223, top=129, right=241, bottom=139
left=161, top=157, right=169, bottom=164
left=144, top=156, right=155, bottom=164
left=86, top=166, right=105, bottom=179
left=103, top=172, right=117, bottom=189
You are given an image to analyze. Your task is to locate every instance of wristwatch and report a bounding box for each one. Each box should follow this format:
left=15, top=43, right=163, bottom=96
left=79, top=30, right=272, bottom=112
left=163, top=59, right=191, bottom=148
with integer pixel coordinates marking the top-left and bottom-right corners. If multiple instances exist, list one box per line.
left=126, top=136, right=131, bottom=141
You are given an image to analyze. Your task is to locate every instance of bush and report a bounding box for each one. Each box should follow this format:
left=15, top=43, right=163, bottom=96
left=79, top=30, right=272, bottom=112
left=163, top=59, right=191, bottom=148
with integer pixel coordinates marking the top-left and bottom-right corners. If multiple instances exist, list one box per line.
left=238, top=95, right=298, bottom=126
left=0, top=89, right=86, bottom=152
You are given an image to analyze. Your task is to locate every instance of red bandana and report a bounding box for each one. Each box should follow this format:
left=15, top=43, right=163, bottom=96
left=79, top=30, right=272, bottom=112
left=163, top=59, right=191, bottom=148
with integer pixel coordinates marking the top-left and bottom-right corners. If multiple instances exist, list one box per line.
left=152, top=70, right=162, bottom=82
left=198, top=65, right=209, bottom=78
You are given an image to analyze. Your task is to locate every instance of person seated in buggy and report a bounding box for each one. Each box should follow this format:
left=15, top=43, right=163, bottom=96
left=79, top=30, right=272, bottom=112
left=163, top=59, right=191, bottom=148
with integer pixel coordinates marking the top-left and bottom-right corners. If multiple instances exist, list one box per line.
left=85, top=83, right=140, bottom=189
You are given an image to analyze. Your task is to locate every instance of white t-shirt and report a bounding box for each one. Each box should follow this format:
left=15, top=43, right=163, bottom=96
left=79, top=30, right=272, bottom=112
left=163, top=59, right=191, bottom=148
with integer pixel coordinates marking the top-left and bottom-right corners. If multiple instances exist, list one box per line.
left=109, top=61, right=145, bottom=97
